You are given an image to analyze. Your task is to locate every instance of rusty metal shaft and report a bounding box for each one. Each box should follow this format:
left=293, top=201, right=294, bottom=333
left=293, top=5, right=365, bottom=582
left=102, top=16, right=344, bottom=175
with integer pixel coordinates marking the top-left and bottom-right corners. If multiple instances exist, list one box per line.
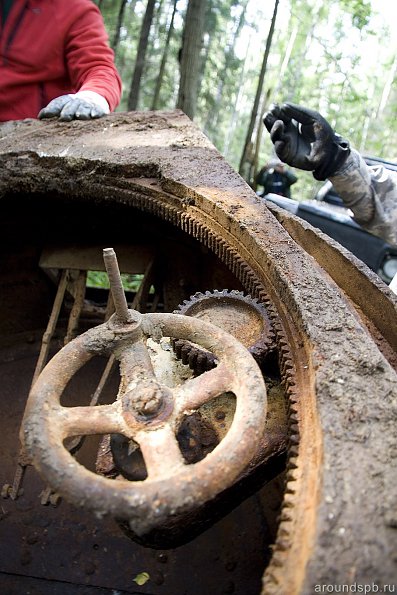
left=103, top=248, right=131, bottom=323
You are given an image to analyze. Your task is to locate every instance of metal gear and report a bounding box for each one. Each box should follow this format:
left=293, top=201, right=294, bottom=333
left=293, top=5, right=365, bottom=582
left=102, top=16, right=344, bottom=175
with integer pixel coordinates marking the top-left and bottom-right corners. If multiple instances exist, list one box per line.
left=173, top=290, right=275, bottom=373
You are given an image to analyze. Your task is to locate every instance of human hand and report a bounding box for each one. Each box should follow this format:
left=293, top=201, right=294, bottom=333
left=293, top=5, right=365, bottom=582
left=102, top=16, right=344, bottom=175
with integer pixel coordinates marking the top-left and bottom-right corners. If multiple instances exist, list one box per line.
left=263, top=103, right=350, bottom=180
left=38, top=91, right=110, bottom=121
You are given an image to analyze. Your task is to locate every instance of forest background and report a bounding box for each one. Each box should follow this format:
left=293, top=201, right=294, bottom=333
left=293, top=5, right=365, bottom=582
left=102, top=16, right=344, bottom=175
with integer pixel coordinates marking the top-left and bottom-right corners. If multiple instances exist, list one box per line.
left=96, top=0, right=397, bottom=200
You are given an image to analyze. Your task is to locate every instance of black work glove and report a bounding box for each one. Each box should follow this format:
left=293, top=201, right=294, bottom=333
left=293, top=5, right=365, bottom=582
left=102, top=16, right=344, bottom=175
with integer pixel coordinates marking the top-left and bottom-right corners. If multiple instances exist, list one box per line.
left=38, top=92, right=109, bottom=121
left=263, top=103, right=350, bottom=180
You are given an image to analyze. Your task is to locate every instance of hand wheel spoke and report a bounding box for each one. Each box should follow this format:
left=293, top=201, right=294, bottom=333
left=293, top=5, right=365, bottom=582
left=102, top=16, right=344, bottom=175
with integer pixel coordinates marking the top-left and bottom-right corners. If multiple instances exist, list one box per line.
left=56, top=403, right=124, bottom=439
left=135, top=424, right=185, bottom=480
left=119, top=342, right=156, bottom=391
left=174, top=362, right=234, bottom=414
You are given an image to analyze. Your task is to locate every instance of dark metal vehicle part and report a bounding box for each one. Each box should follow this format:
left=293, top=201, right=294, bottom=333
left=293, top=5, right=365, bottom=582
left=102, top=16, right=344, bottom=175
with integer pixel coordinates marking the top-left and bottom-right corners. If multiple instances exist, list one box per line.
left=0, top=112, right=396, bottom=594
left=265, top=155, right=397, bottom=283
left=266, top=193, right=397, bottom=282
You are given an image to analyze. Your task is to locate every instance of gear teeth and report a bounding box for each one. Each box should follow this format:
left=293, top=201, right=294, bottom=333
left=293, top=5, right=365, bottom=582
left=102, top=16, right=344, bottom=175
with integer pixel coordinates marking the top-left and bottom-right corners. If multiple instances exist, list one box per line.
left=196, top=352, right=209, bottom=373
left=279, top=510, right=293, bottom=522
left=181, top=344, right=191, bottom=365
left=287, top=457, right=298, bottom=471
left=284, top=482, right=297, bottom=495
left=173, top=288, right=275, bottom=372
left=271, top=552, right=285, bottom=567
left=173, top=339, right=183, bottom=359
left=283, top=492, right=296, bottom=507
left=215, top=240, right=225, bottom=261
left=278, top=526, right=290, bottom=538
left=276, top=538, right=290, bottom=552
left=289, top=434, right=299, bottom=446
left=127, top=186, right=304, bottom=576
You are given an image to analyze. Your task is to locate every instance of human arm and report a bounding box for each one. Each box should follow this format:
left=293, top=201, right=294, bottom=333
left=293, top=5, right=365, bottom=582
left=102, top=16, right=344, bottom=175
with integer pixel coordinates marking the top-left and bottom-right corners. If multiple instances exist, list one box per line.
left=283, top=169, right=298, bottom=187
left=256, top=166, right=268, bottom=186
left=330, top=149, right=397, bottom=246
left=39, top=0, right=121, bottom=121
left=263, top=102, right=350, bottom=180
left=38, top=90, right=110, bottom=121
left=264, top=102, right=397, bottom=244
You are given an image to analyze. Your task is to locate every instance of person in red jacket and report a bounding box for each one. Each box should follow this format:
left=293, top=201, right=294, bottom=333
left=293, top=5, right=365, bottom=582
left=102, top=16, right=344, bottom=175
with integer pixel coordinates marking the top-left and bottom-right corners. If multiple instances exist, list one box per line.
left=0, top=0, right=122, bottom=122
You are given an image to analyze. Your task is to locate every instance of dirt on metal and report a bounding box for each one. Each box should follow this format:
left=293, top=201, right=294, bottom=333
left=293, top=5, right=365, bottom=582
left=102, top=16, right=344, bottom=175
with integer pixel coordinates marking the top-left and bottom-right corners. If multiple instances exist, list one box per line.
left=0, top=111, right=396, bottom=594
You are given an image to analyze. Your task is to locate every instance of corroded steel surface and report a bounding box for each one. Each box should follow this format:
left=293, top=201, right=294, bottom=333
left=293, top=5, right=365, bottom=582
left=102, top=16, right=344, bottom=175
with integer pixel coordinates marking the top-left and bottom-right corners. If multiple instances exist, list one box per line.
left=173, top=289, right=275, bottom=370
left=0, top=348, right=274, bottom=594
left=1, top=111, right=396, bottom=593
left=21, top=310, right=268, bottom=537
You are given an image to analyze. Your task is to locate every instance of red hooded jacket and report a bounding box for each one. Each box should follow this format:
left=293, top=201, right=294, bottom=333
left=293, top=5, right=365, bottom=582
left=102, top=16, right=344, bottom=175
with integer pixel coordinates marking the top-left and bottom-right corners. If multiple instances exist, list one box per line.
left=0, top=0, right=122, bottom=121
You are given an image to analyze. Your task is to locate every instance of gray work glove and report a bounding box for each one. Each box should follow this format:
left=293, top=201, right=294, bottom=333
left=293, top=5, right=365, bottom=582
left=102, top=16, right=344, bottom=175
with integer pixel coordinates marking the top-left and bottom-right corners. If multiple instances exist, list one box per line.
left=38, top=91, right=109, bottom=121
left=263, top=103, right=350, bottom=180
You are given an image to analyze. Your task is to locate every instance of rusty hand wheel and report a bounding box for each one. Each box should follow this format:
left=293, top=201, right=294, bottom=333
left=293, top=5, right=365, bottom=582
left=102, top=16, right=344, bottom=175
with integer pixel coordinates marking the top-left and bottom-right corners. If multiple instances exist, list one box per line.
left=21, top=252, right=267, bottom=537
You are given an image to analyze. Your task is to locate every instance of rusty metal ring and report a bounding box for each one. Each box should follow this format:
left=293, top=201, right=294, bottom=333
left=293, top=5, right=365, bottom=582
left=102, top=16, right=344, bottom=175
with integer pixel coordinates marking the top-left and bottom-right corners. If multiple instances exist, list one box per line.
left=21, top=312, right=267, bottom=537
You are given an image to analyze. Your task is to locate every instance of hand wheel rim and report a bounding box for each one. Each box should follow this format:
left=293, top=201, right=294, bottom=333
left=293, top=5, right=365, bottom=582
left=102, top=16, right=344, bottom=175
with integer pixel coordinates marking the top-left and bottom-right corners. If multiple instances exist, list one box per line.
left=22, top=312, right=267, bottom=536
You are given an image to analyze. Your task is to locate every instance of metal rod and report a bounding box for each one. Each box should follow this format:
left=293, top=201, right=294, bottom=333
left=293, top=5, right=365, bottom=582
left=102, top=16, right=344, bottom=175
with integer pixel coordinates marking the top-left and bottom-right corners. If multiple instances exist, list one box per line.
left=103, top=248, right=130, bottom=323
left=64, top=270, right=87, bottom=345
left=31, top=269, right=68, bottom=386
left=104, top=289, right=115, bottom=320
left=131, top=256, right=155, bottom=312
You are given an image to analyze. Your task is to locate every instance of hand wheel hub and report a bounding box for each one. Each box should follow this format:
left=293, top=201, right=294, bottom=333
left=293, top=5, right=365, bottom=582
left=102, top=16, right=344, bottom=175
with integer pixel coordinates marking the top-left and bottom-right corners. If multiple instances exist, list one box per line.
left=122, top=380, right=173, bottom=423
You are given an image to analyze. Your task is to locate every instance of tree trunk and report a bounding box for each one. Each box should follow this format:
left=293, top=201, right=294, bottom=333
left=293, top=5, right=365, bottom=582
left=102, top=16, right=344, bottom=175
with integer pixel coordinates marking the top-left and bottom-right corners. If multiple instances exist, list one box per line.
left=252, top=87, right=272, bottom=191
left=112, top=0, right=128, bottom=55
left=239, top=0, right=279, bottom=178
left=251, top=26, right=297, bottom=187
left=205, top=1, right=248, bottom=134
left=223, top=36, right=251, bottom=158
left=127, top=0, right=156, bottom=111
left=377, top=54, right=397, bottom=116
left=197, top=0, right=216, bottom=92
left=271, top=24, right=298, bottom=102
left=176, top=0, right=207, bottom=120
left=151, top=0, right=179, bottom=110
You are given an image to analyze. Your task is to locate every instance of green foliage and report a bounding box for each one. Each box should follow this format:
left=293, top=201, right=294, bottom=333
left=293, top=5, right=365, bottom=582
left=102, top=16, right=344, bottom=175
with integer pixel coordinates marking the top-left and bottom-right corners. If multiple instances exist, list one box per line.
left=99, top=0, right=397, bottom=199
left=133, top=571, right=150, bottom=585
left=339, top=0, right=372, bottom=30
left=87, top=271, right=147, bottom=292
left=86, top=270, right=109, bottom=289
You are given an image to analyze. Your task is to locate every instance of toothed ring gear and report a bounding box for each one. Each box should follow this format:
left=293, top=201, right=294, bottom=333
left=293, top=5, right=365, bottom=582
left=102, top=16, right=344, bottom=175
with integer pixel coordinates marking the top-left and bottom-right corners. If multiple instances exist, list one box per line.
left=173, top=290, right=274, bottom=372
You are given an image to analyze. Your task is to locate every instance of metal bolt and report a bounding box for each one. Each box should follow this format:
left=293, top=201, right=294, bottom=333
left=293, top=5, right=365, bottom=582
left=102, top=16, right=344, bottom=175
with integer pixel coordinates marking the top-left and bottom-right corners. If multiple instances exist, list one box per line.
left=140, top=396, right=161, bottom=416
left=127, top=384, right=163, bottom=418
